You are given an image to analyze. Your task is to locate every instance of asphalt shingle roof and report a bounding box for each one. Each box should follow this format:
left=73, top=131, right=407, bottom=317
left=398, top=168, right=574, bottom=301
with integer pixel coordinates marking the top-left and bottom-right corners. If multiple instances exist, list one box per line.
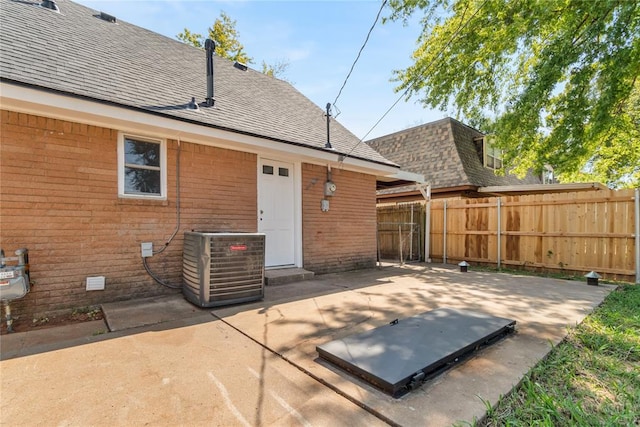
left=0, top=0, right=394, bottom=167
left=366, top=117, right=541, bottom=191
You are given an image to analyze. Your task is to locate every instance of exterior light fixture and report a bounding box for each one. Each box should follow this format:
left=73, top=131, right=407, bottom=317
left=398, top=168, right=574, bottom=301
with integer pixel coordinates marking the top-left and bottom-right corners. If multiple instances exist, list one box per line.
left=585, top=271, right=601, bottom=286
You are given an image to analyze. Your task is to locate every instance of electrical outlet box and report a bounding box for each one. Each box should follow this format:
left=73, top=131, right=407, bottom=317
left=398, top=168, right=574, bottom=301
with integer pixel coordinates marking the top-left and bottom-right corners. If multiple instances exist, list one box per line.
left=324, top=181, right=337, bottom=197
left=321, top=199, right=330, bottom=212
left=141, top=242, right=153, bottom=258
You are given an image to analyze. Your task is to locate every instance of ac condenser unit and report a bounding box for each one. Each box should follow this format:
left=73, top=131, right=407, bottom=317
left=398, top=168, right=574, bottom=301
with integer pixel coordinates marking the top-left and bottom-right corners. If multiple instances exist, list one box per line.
left=183, top=232, right=265, bottom=307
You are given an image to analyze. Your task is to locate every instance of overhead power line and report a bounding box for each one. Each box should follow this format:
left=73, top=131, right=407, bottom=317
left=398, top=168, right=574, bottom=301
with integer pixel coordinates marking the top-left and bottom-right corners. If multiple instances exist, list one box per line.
left=332, top=0, right=388, bottom=115
left=340, top=0, right=489, bottom=162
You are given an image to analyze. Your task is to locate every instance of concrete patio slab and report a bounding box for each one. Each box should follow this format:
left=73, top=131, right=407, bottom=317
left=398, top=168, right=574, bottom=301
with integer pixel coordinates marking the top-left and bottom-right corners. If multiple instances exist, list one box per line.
left=101, top=294, right=208, bottom=332
left=0, top=319, right=109, bottom=359
left=212, top=265, right=614, bottom=426
left=0, top=265, right=614, bottom=426
left=0, top=312, right=385, bottom=426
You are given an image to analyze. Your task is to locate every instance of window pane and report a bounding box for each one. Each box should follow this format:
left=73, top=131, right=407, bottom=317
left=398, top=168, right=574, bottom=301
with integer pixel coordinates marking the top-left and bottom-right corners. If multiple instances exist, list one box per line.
left=125, top=167, right=161, bottom=195
left=125, top=139, right=160, bottom=167
left=487, top=156, right=495, bottom=169
left=278, top=167, right=289, bottom=177
left=262, top=165, right=274, bottom=175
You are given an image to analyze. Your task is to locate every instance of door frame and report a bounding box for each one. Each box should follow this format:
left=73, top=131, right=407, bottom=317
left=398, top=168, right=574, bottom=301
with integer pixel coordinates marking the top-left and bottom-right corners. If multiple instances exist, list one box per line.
left=258, top=157, right=302, bottom=269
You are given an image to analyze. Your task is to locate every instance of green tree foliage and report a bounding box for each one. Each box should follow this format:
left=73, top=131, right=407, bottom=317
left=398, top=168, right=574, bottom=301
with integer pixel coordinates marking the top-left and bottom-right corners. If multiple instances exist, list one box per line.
left=177, top=12, right=291, bottom=80
left=261, top=59, right=292, bottom=82
left=388, top=0, right=640, bottom=188
left=177, top=11, right=253, bottom=64
left=210, top=11, right=253, bottom=64
left=176, top=28, right=203, bottom=49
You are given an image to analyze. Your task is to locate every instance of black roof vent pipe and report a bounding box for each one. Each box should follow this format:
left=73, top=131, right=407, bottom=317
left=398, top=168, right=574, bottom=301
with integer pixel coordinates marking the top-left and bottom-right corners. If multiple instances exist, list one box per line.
left=233, top=61, right=248, bottom=71
left=99, top=12, right=117, bottom=23
left=41, top=0, right=60, bottom=12
left=205, top=39, right=215, bottom=107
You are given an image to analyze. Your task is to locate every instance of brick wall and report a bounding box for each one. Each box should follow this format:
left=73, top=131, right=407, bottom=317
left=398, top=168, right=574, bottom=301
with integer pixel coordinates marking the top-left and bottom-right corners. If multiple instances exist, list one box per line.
left=0, top=111, right=257, bottom=317
left=301, top=164, right=377, bottom=273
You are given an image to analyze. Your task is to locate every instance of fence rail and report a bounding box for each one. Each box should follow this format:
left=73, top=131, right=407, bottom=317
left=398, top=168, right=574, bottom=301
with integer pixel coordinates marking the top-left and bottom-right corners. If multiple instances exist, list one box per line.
left=377, top=188, right=639, bottom=282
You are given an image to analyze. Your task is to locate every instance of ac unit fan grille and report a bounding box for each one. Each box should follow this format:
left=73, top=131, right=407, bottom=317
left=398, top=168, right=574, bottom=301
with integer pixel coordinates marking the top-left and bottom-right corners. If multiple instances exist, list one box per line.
left=182, top=232, right=265, bottom=307
left=208, top=237, right=264, bottom=301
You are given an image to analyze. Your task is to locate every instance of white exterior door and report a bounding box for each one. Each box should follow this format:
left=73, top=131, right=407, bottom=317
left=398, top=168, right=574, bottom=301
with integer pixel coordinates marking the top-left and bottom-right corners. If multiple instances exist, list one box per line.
left=258, top=159, right=296, bottom=267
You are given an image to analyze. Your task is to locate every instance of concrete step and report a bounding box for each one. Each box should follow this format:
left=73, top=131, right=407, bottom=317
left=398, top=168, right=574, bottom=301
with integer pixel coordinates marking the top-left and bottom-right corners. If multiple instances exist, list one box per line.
left=264, top=267, right=314, bottom=286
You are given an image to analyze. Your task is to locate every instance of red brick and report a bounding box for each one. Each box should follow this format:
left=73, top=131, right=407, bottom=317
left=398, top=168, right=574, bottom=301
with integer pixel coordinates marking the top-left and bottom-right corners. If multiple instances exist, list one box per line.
left=1, top=110, right=258, bottom=316
left=2, top=111, right=380, bottom=316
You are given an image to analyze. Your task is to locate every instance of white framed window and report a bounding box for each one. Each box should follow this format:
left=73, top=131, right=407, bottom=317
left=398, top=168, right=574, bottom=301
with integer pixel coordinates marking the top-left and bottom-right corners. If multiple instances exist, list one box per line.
left=117, top=133, right=167, bottom=199
left=483, top=137, right=503, bottom=170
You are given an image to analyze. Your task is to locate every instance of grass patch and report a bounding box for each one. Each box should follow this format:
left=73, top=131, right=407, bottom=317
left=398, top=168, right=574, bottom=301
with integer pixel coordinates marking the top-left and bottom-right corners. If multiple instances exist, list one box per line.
left=478, top=284, right=640, bottom=427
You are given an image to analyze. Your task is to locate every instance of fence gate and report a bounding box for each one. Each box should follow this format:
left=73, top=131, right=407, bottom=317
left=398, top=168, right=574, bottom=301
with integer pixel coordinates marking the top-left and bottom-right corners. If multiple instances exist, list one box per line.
left=377, top=203, right=425, bottom=264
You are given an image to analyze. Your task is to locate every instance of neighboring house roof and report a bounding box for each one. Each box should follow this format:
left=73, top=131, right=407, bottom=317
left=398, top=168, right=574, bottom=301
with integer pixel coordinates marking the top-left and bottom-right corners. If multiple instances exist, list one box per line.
left=366, top=117, right=540, bottom=194
left=0, top=0, right=394, bottom=168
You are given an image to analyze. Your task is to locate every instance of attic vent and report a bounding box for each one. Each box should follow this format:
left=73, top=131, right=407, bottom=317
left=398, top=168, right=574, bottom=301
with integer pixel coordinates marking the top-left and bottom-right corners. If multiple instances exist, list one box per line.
left=98, top=12, right=117, bottom=23
left=234, top=61, right=248, bottom=71
left=40, top=0, right=60, bottom=12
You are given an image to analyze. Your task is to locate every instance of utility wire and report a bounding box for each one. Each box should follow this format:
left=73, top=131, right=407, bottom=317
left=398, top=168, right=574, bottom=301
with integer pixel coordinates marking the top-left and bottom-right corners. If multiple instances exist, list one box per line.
left=340, top=0, right=489, bottom=162
left=332, top=0, right=388, bottom=116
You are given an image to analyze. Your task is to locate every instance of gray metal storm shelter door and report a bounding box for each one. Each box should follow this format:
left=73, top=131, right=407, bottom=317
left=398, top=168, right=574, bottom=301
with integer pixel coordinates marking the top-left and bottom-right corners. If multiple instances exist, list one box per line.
left=317, top=308, right=516, bottom=397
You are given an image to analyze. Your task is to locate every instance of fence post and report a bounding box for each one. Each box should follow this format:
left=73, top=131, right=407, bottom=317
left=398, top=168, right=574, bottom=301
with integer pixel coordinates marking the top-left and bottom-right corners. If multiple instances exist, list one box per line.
left=398, top=224, right=403, bottom=265
left=409, top=205, right=414, bottom=260
left=376, top=223, right=381, bottom=268
left=443, top=200, right=448, bottom=264
left=497, top=197, right=502, bottom=270
left=636, top=188, right=639, bottom=283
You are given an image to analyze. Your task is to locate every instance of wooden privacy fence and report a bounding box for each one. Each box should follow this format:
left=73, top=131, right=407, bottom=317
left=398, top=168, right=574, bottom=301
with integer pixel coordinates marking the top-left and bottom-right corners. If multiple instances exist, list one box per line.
left=377, top=188, right=639, bottom=282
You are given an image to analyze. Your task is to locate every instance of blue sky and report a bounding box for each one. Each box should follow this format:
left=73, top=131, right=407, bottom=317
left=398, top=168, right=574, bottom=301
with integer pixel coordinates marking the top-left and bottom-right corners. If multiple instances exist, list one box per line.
left=75, top=0, right=446, bottom=140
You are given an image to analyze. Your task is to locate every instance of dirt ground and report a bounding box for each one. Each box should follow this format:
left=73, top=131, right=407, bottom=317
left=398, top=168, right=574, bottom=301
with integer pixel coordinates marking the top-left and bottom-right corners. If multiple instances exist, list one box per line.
left=0, top=307, right=104, bottom=335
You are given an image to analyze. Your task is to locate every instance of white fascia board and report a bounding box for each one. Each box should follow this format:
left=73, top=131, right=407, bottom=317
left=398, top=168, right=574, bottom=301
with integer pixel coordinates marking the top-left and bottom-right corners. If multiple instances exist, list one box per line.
left=478, top=182, right=606, bottom=194
left=0, top=82, right=398, bottom=177
left=390, top=169, right=425, bottom=183
left=376, top=169, right=425, bottom=185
